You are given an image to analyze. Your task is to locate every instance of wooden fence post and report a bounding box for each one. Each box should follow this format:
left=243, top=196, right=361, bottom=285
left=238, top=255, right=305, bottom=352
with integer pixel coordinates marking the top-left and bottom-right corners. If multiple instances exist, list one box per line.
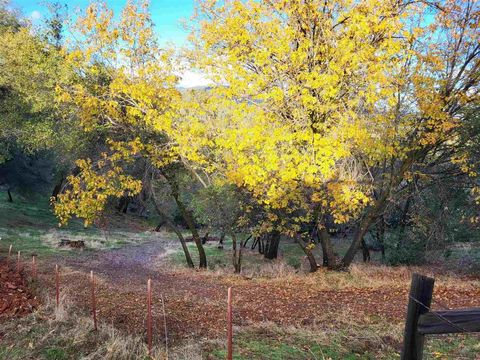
left=32, top=256, right=37, bottom=279
left=55, top=264, right=60, bottom=308
left=90, top=271, right=98, bottom=331
left=8, top=244, right=12, bottom=267
left=227, top=287, right=233, bottom=360
left=401, top=273, right=435, bottom=360
left=147, top=278, right=152, bottom=358
left=161, top=294, right=168, bottom=360
left=16, top=251, right=21, bottom=273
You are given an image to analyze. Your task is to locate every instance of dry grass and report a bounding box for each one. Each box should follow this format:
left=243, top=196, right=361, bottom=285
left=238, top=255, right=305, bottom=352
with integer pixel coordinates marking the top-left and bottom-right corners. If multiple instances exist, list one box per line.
left=0, top=284, right=216, bottom=360
left=249, top=262, right=480, bottom=292
left=162, top=257, right=480, bottom=297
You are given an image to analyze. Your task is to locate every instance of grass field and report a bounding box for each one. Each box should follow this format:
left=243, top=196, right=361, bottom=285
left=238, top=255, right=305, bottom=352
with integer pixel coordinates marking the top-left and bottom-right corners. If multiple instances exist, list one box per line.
left=0, top=194, right=163, bottom=257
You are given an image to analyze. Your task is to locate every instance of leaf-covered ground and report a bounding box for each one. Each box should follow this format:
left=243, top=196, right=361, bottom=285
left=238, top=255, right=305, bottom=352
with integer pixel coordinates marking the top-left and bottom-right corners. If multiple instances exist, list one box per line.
left=2, top=238, right=480, bottom=359
left=1, top=199, right=479, bottom=359
left=21, top=240, right=480, bottom=353
left=0, top=261, right=38, bottom=318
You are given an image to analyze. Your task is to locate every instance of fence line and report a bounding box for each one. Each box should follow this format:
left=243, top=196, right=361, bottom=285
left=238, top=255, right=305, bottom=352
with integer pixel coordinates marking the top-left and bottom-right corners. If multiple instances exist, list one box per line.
left=401, top=273, right=480, bottom=360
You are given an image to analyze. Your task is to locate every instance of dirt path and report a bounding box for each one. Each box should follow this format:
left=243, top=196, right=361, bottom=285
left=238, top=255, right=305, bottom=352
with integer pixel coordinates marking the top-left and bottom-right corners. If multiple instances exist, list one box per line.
left=34, top=240, right=480, bottom=343
left=64, top=239, right=177, bottom=283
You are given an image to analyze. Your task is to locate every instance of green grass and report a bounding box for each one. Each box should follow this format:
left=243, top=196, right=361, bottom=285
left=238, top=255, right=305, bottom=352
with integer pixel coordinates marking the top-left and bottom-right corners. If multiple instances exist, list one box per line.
left=0, top=194, right=65, bottom=256
left=425, top=335, right=480, bottom=359
left=204, top=323, right=480, bottom=360
left=205, top=324, right=386, bottom=360
left=0, top=192, right=164, bottom=258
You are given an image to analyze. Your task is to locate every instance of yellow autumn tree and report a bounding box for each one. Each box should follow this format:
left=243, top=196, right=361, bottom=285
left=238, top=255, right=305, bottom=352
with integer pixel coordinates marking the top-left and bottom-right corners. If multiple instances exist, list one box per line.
left=182, top=0, right=479, bottom=268
left=181, top=0, right=409, bottom=267
left=53, top=1, right=207, bottom=267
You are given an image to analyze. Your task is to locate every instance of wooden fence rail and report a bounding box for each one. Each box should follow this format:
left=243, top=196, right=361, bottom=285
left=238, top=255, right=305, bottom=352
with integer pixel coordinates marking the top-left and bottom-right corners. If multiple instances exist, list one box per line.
left=401, top=273, right=480, bottom=360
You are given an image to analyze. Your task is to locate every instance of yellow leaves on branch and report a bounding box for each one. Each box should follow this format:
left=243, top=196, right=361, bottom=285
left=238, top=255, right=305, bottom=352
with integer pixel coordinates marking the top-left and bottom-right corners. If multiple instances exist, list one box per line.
left=53, top=1, right=186, bottom=225
left=53, top=157, right=142, bottom=226
left=58, top=0, right=180, bottom=134
left=186, top=0, right=409, bottom=221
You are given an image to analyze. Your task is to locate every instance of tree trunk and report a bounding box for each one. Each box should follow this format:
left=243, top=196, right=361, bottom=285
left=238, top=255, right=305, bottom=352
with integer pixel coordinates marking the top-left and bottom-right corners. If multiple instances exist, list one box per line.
left=242, top=234, right=252, bottom=248
left=340, top=155, right=416, bottom=269
left=154, top=220, right=166, bottom=232
left=296, top=237, right=318, bottom=272
left=163, top=170, right=207, bottom=268
left=51, top=176, right=65, bottom=200
left=318, top=226, right=336, bottom=268
left=251, top=237, right=258, bottom=250
left=361, top=238, right=371, bottom=262
left=202, top=232, right=209, bottom=244
left=151, top=188, right=194, bottom=268
left=341, top=212, right=377, bottom=268
left=117, top=196, right=130, bottom=214
left=258, top=236, right=264, bottom=254
left=231, top=233, right=243, bottom=273
left=7, top=188, right=13, bottom=203
left=264, top=231, right=280, bottom=259
left=377, top=216, right=386, bottom=261
left=398, top=193, right=413, bottom=246
left=177, top=202, right=207, bottom=268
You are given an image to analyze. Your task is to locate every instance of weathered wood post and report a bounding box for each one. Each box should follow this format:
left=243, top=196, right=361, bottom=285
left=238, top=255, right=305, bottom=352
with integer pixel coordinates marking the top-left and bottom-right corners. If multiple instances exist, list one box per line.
left=401, top=273, right=435, bottom=360
left=161, top=294, right=168, bottom=360
left=147, top=278, right=152, bottom=358
left=7, top=244, right=12, bottom=267
left=55, top=264, right=60, bottom=308
left=90, top=271, right=98, bottom=331
left=32, top=255, right=37, bottom=279
left=227, top=287, right=233, bottom=360
left=16, top=251, right=21, bottom=273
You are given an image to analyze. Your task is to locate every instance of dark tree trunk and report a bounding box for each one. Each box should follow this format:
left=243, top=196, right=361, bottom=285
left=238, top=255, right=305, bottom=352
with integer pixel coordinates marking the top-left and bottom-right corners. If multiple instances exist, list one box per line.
left=174, top=194, right=207, bottom=268
left=296, top=237, right=318, bottom=272
left=51, top=176, right=65, bottom=200
left=361, top=238, right=371, bottom=262
left=154, top=220, right=166, bottom=232
left=377, top=216, right=386, bottom=261
left=7, top=188, right=13, bottom=203
left=251, top=237, right=258, bottom=250
left=242, top=234, right=252, bottom=248
left=340, top=155, right=416, bottom=269
left=231, top=233, right=243, bottom=273
left=117, top=196, right=130, bottom=214
left=219, top=233, right=225, bottom=245
left=342, top=212, right=377, bottom=268
left=258, top=236, right=264, bottom=254
left=264, top=231, right=280, bottom=259
left=318, top=226, right=336, bottom=268
left=151, top=192, right=194, bottom=268
left=202, top=232, right=209, bottom=244
left=163, top=170, right=207, bottom=268
left=398, top=194, right=413, bottom=245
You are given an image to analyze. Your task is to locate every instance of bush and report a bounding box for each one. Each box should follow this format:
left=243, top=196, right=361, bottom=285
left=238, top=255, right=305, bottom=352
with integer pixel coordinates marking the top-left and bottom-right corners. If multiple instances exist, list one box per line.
left=384, top=233, right=426, bottom=266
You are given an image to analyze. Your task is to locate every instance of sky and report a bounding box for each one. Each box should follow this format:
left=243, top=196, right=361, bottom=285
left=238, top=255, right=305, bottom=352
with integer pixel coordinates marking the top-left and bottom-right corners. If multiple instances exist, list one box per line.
left=13, top=0, right=194, bottom=45
left=11, top=0, right=211, bottom=87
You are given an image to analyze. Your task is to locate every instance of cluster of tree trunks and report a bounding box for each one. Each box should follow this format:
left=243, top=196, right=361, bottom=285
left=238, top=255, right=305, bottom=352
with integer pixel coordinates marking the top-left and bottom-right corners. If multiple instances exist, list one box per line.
left=250, top=231, right=281, bottom=260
